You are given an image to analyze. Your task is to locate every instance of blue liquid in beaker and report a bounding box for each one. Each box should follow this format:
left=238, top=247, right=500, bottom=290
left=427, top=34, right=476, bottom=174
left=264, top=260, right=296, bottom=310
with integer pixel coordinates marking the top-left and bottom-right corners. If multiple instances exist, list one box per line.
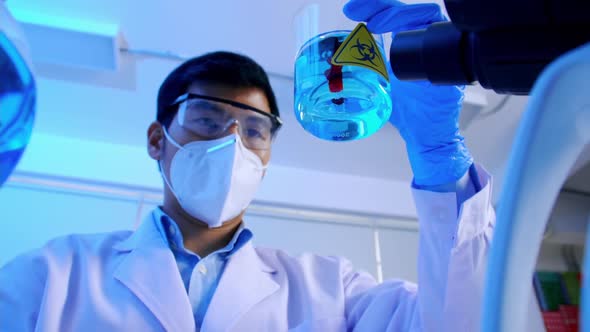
left=294, top=31, right=392, bottom=141
left=0, top=92, right=34, bottom=186
left=0, top=148, right=26, bottom=184
left=0, top=31, right=36, bottom=186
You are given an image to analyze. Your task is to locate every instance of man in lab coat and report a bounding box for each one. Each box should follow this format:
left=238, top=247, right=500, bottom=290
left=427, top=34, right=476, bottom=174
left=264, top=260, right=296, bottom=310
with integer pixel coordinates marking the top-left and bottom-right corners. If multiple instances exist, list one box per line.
left=0, top=1, right=495, bottom=331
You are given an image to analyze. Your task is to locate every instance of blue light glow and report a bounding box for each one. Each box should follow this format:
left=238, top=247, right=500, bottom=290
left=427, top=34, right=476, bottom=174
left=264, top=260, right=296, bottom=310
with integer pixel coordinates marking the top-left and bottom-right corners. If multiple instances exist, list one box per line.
left=7, top=6, right=118, bottom=37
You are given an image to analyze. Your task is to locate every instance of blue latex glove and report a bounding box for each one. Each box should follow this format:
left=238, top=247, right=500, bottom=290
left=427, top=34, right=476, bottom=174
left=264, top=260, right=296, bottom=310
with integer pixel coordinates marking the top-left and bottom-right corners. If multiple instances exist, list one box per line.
left=344, top=0, right=473, bottom=187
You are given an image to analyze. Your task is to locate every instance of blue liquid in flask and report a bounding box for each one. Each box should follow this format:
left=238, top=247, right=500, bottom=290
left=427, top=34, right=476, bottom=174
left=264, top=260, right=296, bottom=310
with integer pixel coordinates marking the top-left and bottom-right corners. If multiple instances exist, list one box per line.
left=294, top=31, right=392, bottom=141
left=0, top=32, right=36, bottom=186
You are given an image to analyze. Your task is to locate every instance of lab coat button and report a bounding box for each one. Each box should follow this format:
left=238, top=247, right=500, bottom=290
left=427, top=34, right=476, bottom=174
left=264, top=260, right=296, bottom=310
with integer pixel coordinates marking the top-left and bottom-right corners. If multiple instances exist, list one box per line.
left=198, top=264, right=207, bottom=275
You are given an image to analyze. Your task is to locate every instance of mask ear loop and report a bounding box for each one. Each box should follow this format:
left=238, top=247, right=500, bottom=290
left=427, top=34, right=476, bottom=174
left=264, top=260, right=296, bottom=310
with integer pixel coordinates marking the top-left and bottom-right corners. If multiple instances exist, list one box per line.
left=162, top=125, right=184, bottom=150
left=159, top=158, right=178, bottom=199
left=158, top=126, right=182, bottom=200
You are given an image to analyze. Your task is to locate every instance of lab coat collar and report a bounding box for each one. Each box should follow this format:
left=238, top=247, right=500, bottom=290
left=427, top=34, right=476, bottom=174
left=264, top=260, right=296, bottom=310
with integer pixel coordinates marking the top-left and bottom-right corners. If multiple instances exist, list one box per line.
left=112, top=212, right=162, bottom=252
left=112, top=213, right=195, bottom=331
left=112, top=211, right=279, bottom=331
left=202, top=240, right=279, bottom=331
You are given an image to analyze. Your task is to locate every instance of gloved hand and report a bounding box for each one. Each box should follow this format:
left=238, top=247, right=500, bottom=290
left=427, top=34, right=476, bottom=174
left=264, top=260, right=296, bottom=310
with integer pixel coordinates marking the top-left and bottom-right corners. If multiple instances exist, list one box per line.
left=344, top=0, right=473, bottom=187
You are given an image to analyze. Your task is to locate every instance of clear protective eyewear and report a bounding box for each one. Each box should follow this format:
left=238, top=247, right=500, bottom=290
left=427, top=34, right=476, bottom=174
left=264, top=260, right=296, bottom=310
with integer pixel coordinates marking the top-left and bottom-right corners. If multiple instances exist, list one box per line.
left=170, top=93, right=282, bottom=150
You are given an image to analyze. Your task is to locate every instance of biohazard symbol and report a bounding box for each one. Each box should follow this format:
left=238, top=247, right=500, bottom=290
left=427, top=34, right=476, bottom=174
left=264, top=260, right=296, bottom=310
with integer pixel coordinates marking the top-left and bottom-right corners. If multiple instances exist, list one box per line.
left=351, top=38, right=378, bottom=65
left=331, top=23, right=389, bottom=81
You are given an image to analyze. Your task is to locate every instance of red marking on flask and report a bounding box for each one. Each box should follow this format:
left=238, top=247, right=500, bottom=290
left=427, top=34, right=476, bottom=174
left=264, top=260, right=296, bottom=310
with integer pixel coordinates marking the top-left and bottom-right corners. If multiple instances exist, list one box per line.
left=325, top=64, right=343, bottom=93
left=324, top=39, right=344, bottom=93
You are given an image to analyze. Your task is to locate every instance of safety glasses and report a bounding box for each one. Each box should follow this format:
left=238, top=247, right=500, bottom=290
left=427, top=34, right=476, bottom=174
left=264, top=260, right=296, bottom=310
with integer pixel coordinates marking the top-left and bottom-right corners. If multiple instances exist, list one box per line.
left=169, top=93, right=282, bottom=150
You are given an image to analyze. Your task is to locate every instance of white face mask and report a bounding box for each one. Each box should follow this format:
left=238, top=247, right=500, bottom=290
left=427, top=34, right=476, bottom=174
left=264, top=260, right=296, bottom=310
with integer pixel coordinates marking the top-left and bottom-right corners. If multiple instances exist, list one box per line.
left=160, top=128, right=267, bottom=228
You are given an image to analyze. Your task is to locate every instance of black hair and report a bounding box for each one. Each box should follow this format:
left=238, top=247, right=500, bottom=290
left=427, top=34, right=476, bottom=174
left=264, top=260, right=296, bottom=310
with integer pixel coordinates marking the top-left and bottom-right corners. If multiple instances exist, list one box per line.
left=156, top=51, right=279, bottom=128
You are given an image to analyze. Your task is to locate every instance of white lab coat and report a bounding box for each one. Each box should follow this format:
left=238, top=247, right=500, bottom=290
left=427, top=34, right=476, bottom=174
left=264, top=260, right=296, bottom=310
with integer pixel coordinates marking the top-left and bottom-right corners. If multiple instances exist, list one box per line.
left=0, top=165, right=495, bottom=332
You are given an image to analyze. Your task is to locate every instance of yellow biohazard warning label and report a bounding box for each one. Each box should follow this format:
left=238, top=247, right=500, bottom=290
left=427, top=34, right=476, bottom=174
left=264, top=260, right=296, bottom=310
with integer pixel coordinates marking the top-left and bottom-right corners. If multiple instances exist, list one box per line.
left=331, top=23, right=389, bottom=81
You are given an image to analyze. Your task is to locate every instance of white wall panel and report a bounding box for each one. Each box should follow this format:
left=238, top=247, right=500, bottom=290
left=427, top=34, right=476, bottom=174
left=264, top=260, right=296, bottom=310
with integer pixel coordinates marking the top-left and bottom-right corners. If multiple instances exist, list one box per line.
left=0, top=184, right=139, bottom=265
left=379, top=227, right=419, bottom=283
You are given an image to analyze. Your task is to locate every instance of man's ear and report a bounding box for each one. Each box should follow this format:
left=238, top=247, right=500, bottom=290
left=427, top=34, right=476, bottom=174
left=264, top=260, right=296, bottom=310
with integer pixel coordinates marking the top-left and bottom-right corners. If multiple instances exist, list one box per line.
left=147, top=122, right=164, bottom=161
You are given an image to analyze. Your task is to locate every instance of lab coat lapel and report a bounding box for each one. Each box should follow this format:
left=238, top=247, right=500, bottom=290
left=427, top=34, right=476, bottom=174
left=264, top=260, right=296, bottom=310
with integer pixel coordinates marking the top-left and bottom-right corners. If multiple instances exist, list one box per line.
left=113, top=214, right=195, bottom=331
left=202, top=241, right=279, bottom=331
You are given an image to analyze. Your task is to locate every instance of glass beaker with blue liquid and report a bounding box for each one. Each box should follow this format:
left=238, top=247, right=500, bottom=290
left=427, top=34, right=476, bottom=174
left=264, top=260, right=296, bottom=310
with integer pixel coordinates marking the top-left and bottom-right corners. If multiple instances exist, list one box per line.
left=294, top=4, right=392, bottom=141
left=0, top=3, right=36, bottom=186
